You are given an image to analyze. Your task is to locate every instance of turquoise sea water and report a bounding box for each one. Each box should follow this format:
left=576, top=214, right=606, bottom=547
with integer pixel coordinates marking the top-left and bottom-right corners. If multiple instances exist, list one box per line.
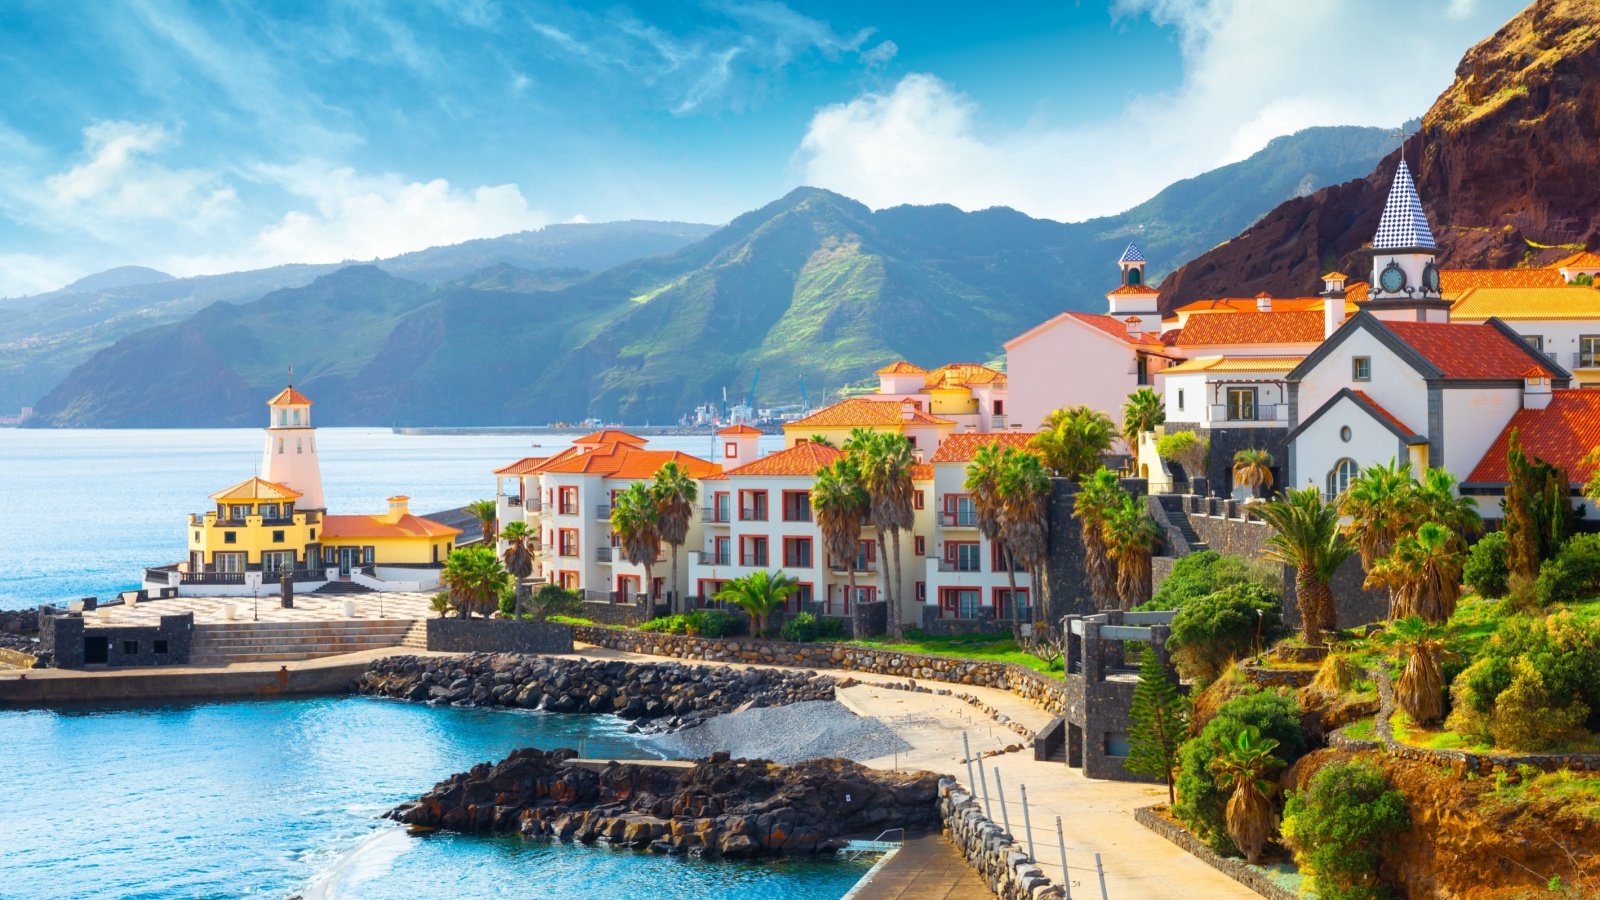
left=0, top=696, right=870, bottom=899
left=0, top=428, right=782, bottom=610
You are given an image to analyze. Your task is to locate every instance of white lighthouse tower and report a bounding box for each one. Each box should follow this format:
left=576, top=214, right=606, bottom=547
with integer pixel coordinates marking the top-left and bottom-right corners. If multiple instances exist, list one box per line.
left=261, top=381, right=326, bottom=511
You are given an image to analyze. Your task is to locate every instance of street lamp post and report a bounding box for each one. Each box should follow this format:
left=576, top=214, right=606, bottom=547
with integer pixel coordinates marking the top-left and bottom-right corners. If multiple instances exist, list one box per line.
left=246, top=572, right=263, bottom=622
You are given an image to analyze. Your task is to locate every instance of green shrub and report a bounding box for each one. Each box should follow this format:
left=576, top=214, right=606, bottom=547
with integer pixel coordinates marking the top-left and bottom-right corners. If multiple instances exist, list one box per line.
left=1142, top=551, right=1252, bottom=611
left=1173, top=688, right=1306, bottom=856
left=780, top=612, right=821, bottom=642
left=685, top=609, right=744, bottom=638
left=816, top=616, right=847, bottom=640
left=1168, top=582, right=1285, bottom=684
left=639, top=615, right=690, bottom=634
left=1535, top=533, right=1600, bottom=606
left=545, top=615, right=597, bottom=627
left=1281, top=760, right=1408, bottom=900
left=1462, top=531, right=1510, bottom=599
left=1450, top=611, right=1600, bottom=746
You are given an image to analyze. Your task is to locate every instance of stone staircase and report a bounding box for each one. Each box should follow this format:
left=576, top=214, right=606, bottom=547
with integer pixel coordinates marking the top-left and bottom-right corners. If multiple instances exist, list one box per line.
left=190, top=619, right=420, bottom=666
left=400, top=619, right=429, bottom=650
left=312, top=580, right=376, bottom=595
left=1157, top=495, right=1209, bottom=553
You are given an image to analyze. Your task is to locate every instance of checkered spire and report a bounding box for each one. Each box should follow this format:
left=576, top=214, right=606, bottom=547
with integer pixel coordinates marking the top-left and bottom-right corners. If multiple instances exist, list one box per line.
left=1373, top=159, right=1435, bottom=250
left=1119, top=243, right=1146, bottom=263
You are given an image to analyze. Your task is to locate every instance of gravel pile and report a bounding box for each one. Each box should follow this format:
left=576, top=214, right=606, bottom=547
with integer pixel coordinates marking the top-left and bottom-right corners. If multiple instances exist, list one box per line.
left=646, top=700, right=912, bottom=764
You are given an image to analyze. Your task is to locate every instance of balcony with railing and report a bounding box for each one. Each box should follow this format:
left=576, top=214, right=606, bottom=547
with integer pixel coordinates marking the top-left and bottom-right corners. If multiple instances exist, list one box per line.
left=939, top=508, right=978, bottom=528
left=701, top=505, right=731, bottom=524
left=692, top=549, right=732, bottom=567
left=739, top=506, right=768, bottom=522
left=595, top=546, right=613, bottom=563
left=1571, top=351, right=1600, bottom=370
left=783, top=552, right=814, bottom=569
left=829, top=557, right=878, bottom=574
left=936, top=558, right=984, bottom=573
left=596, top=503, right=617, bottom=520
left=189, top=510, right=321, bottom=530
left=1210, top=402, right=1289, bottom=424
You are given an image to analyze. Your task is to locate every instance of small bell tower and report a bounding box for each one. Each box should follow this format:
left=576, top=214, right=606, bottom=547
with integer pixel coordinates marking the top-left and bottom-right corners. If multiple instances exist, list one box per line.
left=260, top=372, right=326, bottom=510
left=1107, top=243, right=1161, bottom=332
left=1362, top=158, right=1451, bottom=323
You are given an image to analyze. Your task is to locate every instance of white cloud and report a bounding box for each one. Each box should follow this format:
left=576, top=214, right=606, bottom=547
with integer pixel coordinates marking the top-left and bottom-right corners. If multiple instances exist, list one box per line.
left=797, top=0, right=1526, bottom=222
left=859, top=39, right=897, bottom=69
left=39, top=121, right=236, bottom=236
left=0, top=253, right=82, bottom=299
left=167, top=162, right=550, bottom=274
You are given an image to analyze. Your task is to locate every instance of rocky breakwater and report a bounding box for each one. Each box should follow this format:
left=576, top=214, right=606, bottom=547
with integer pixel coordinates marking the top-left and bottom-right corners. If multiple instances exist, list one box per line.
left=356, top=653, right=834, bottom=732
left=389, top=748, right=943, bottom=858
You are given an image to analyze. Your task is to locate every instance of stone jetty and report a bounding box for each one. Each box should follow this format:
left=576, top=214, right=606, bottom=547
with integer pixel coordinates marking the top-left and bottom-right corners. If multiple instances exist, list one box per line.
left=356, top=653, right=835, bottom=732
left=389, top=747, right=942, bottom=858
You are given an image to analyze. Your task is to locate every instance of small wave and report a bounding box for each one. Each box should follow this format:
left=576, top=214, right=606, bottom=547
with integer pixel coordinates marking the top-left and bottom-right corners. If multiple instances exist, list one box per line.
left=301, top=825, right=413, bottom=900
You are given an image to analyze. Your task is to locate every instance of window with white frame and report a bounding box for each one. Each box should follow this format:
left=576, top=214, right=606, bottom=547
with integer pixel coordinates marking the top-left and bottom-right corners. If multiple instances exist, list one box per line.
left=1326, top=458, right=1359, bottom=498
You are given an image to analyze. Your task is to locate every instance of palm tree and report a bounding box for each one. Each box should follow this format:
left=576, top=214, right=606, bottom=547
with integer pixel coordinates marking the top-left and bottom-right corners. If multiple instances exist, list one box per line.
left=965, top=442, right=1006, bottom=548
left=1031, top=406, right=1115, bottom=480
left=1338, top=459, right=1417, bottom=572
left=844, top=429, right=892, bottom=609
left=1207, top=726, right=1284, bottom=865
left=808, top=434, right=837, bottom=448
left=1413, top=468, right=1482, bottom=551
left=813, top=458, right=869, bottom=614
left=855, top=431, right=917, bottom=639
left=1231, top=449, right=1274, bottom=499
left=440, top=546, right=511, bottom=619
left=996, top=448, right=1051, bottom=624
left=1256, top=487, right=1354, bottom=641
left=610, top=482, right=662, bottom=601
left=1120, top=388, right=1165, bottom=449
left=1102, top=493, right=1161, bottom=609
left=715, top=570, right=800, bottom=637
left=498, top=520, right=537, bottom=615
left=1365, top=522, right=1465, bottom=623
left=1374, top=617, right=1452, bottom=726
left=466, top=499, right=499, bottom=548
left=1073, top=467, right=1124, bottom=608
left=651, top=461, right=698, bottom=615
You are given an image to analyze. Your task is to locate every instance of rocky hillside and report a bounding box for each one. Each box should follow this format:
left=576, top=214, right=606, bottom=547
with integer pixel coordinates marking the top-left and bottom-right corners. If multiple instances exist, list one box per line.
left=1159, top=0, right=1600, bottom=309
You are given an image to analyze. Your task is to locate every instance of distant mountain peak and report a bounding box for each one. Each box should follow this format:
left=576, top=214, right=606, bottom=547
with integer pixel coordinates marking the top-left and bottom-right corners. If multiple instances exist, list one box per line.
left=64, top=266, right=174, bottom=294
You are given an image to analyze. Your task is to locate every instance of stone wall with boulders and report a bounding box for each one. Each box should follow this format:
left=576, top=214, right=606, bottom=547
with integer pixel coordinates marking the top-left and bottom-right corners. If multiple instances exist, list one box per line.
left=425, top=618, right=574, bottom=654
left=940, top=778, right=1063, bottom=900
left=569, top=626, right=1068, bottom=716
left=1134, top=805, right=1296, bottom=900
left=356, top=653, right=833, bottom=732
left=0, top=609, right=38, bottom=635
left=390, top=747, right=943, bottom=859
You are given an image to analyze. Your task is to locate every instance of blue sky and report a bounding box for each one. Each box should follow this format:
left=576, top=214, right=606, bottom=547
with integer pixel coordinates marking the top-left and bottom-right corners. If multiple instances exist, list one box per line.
left=0, top=0, right=1525, bottom=296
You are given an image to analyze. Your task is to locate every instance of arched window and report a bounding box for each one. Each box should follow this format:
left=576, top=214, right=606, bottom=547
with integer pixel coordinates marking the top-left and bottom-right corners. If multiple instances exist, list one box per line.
left=1326, top=458, right=1358, bottom=498
left=1127, top=268, right=1142, bottom=286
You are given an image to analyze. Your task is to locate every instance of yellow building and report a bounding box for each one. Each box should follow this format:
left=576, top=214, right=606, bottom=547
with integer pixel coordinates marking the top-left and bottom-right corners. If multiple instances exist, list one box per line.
left=156, top=383, right=460, bottom=594
left=781, top=397, right=957, bottom=454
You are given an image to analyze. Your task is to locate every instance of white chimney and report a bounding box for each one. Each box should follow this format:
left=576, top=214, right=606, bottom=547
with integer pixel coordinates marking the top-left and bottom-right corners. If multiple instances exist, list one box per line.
left=1321, top=272, right=1348, bottom=340
left=1255, top=292, right=1273, bottom=313
left=1124, top=316, right=1143, bottom=337
left=1523, top=370, right=1552, bottom=410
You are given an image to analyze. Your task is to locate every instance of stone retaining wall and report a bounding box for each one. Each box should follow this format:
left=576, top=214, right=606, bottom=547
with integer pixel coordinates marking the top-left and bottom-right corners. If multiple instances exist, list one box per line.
left=939, top=778, right=1063, bottom=900
left=425, top=619, right=574, bottom=654
left=1133, top=805, right=1295, bottom=900
left=1328, top=667, right=1600, bottom=776
left=570, top=626, right=1068, bottom=716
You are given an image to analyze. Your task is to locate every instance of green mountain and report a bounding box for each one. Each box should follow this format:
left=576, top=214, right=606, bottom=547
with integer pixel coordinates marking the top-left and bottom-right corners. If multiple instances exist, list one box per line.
left=28, top=124, right=1406, bottom=427
left=0, top=220, right=717, bottom=413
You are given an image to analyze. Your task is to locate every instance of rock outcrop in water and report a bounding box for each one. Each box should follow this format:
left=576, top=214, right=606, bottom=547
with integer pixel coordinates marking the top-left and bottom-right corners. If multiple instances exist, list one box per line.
left=356, top=653, right=834, bottom=732
left=389, top=748, right=942, bottom=858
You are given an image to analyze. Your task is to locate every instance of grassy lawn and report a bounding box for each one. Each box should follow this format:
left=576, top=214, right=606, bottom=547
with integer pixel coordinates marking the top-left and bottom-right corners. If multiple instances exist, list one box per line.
left=847, top=629, right=1062, bottom=675
left=1489, top=767, right=1600, bottom=821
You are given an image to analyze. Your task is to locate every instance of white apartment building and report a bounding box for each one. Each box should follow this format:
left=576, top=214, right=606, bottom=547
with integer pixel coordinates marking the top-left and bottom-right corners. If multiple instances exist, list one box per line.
left=920, top=432, right=1037, bottom=624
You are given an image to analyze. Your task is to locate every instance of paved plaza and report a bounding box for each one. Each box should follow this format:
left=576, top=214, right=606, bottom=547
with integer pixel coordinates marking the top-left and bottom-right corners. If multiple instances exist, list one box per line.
left=73, top=591, right=435, bottom=627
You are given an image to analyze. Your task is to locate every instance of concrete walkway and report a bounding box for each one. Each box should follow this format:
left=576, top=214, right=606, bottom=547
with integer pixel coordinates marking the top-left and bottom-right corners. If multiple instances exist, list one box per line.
left=574, top=643, right=1254, bottom=900
left=851, top=833, right=992, bottom=900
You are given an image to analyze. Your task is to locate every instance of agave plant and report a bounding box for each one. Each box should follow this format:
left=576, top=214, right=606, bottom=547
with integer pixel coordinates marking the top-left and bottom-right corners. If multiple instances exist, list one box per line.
left=1207, top=725, right=1284, bottom=865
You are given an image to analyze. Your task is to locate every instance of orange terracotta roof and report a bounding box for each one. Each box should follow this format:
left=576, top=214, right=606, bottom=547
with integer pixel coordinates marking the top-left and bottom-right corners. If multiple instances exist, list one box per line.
left=540, top=446, right=720, bottom=480
left=1173, top=297, right=1325, bottom=315
left=1161, top=355, right=1303, bottom=374
left=267, top=386, right=312, bottom=406
left=922, top=363, right=1007, bottom=390
left=716, top=424, right=763, bottom=436
left=1382, top=320, right=1558, bottom=380
left=875, top=361, right=927, bottom=375
left=1349, top=390, right=1422, bottom=440
left=1346, top=282, right=1370, bottom=302
left=321, top=513, right=461, bottom=539
left=1450, top=285, right=1600, bottom=321
left=1467, top=391, right=1600, bottom=484
left=1059, top=311, right=1167, bottom=346
left=1323, top=271, right=1349, bottom=280
left=1108, top=283, right=1161, bottom=295
left=209, top=476, right=302, bottom=502
left=573, top=429, right=646, bottom=447
left=1549, top=251, right=1600, bottom=270
left=493, top=456, right=549, bottom=476
left=929, top=431, right=1040, bottom=463
left=1176, top=310, right=1325, bottom=346
left=1440, top=268, right=1566, bottom=295
left=786, top=398, right=955, bottom=429
left=721, top=442, right=843, bottom=477
left=911, top=463, right=935, bottom=481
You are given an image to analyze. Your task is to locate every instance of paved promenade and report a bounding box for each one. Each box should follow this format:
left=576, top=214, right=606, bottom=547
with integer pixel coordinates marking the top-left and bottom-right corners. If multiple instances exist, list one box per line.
left=574, top=643, right=1254, bottom=900
left=76, top=591, right=435, bottom=626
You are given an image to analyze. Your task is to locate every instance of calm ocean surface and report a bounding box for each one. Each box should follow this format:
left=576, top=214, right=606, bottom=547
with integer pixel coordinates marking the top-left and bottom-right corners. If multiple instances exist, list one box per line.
left=0, top=696, right=869, bottom=899
left=0, top=427, right=781, bottom=610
